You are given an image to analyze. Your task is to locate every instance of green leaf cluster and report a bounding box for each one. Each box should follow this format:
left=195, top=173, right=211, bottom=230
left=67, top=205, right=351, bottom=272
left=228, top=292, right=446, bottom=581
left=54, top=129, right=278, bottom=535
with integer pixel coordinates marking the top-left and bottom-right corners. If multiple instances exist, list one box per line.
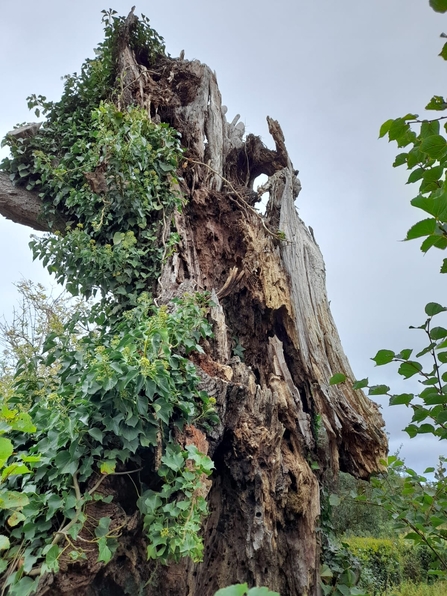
left=0, top=10, right=218, bottom=593
left=25, top=102, right=182, bottom=310
left=139, top=444, right=214, bottom=564
left=358, top=456, right=447, bottom=579
left=379, top=105, right=447, bottom=272
left=1, top=11, right=178, bottom=313
left=332, top=303, right=447, bottom=440
left=0, top=293, right=217, bottom=591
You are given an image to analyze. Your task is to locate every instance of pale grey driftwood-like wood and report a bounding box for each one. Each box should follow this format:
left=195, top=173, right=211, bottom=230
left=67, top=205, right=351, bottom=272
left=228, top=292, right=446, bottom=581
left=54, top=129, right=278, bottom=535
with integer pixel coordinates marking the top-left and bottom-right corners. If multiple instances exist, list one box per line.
left=0, top=171, right=65, bottom=233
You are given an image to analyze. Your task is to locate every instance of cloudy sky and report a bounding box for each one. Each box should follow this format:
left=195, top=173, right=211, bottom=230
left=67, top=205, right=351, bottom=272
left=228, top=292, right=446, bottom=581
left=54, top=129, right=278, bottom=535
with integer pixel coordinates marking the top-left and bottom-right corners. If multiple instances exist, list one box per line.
left=1, top=0, right=446, bottom=472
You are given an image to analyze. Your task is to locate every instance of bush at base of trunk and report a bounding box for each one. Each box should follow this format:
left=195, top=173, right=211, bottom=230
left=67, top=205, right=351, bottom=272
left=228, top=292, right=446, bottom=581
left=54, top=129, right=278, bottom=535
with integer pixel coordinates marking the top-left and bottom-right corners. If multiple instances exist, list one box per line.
left=345, top=537, right=439, bottom=595
left=344, top=537, right=401, bottom=594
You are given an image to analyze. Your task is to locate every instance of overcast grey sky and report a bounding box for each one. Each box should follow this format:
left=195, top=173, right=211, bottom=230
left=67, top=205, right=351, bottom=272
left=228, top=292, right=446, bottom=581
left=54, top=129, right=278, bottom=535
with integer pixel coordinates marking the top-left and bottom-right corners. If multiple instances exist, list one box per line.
left=1, top=0, right=446, bottom=472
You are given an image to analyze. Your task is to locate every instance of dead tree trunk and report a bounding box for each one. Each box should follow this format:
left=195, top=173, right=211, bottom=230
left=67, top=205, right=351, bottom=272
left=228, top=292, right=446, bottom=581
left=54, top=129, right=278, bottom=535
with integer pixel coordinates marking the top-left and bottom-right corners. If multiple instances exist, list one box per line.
left=0, top=17, right=387, bottom=596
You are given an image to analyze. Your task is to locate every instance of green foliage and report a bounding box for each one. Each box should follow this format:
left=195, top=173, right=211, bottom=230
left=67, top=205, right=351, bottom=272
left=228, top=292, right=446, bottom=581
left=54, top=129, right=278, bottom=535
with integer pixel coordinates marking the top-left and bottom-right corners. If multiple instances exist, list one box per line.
left=385, top=581, right=447, bottom=596
left=330, top=302, right=447, bottom=441
left=330, top=304, right=447, bottom=577
left=328, top=6, right=447, bottom=593
left=214, top=585, right=280, bottom=596
left=345, top=537, right=402, bottom=594
left=429, top=0, right=447, bottom=13
left=11, top=101, right=182, bottom=310
left=379, top=94, right=447, bottom=273
left=343, top=535, right=444, bottom=595
left=139, top=443, right=214, bottom=563
left=0, top=280, right=89, bottom=409
left=1, top=11, right=178, bottom=313
left=329, top=373, right=347, bottom=385
left=330, top=472, right=396, bottom=539
left=332, top=302, right=447, bottom=439
left=232, top=337, right=246, bottom=360
left=320, top=488, right=367, bottom=596
left=0, top=293, right=217, bottom=590
left=320, top=545, right=366, bottom=596
left=0, top=10, right=218, bottom=594
left=365, top=456, right=447, bottom=578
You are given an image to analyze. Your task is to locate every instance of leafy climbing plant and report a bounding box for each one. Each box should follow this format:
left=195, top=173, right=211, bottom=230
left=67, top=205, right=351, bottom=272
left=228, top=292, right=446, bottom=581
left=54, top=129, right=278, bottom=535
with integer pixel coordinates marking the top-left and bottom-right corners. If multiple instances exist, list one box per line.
left=0, top=9, right=218, bottom=595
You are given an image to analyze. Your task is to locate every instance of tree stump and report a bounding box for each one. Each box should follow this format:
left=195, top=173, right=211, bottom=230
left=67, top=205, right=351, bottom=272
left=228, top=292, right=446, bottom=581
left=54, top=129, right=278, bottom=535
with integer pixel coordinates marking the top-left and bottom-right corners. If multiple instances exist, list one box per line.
left=0, top=15, right=387, bottom=596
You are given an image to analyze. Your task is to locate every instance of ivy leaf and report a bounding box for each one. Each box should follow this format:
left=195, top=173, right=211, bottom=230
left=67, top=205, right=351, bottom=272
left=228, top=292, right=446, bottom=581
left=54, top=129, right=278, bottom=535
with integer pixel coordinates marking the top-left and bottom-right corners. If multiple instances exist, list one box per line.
left=336, top=585, right=354, bottom=596
left=2, top=463, right=31, bottom=480
left=329, top=493, right=341, bottom=507
left=7, top=511, right=26, bottom=527
left=0, top=535, right=10, bottom=550
left=10, top=412, right=36, bottom=433
left=329, top=373, right=346, bottom=385
left=0, top=437, right=13, bottom=468
left=45, top=544, right=61, bottom=572
left=46, top=494, right=64, bottom=520
left=55, top=450, right=78, bottom=475
left=98, top=536, right=113, bottom=563
left=7, top=577, right=39, bottom=596
left=88, top=428, right=104, bottom=443
left=95, top=516, right=111, bottom=538
left=162, top=449, right=184, bottom=472
left=100, top=460, right=116, bottom=475
left=1, top=491, right=29, bottom=509
left=321, top=564, right=334, bottom=580
left=248, top=589, right=280, bottom=596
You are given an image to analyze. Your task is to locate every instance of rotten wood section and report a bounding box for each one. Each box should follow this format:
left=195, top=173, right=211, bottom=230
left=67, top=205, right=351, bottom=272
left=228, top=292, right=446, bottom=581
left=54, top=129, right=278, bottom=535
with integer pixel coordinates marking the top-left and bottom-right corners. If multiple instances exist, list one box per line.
left=0, top=15, right=387, bottom=596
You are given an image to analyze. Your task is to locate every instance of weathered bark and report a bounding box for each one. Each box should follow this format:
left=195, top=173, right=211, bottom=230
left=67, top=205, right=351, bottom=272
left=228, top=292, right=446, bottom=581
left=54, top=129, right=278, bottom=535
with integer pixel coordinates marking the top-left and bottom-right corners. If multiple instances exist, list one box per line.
left=1, top=19, right=387, bottom=596
left=0, top=171, right=65, bottom=232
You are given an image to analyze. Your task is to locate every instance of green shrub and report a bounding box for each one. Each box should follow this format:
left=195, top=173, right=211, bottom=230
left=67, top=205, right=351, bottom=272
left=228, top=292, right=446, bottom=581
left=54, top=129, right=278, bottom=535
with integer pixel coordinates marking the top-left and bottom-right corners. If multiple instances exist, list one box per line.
left=385, top=581, right=447, bottom=596
left=345, top=537, right=445, bottom=595
left=345, top=537, right=402, bottom=594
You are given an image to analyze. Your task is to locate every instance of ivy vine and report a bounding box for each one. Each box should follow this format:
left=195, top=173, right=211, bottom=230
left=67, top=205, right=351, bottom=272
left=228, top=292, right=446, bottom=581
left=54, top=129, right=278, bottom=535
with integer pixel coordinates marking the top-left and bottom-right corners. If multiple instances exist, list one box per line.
left=0, top=9, right=217, bottom=594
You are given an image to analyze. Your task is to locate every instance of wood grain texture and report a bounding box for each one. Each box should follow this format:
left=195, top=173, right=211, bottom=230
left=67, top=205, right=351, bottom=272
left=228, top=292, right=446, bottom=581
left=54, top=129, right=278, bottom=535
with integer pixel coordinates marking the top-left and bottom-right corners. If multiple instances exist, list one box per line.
left=0, top=16, right=386, bottom=595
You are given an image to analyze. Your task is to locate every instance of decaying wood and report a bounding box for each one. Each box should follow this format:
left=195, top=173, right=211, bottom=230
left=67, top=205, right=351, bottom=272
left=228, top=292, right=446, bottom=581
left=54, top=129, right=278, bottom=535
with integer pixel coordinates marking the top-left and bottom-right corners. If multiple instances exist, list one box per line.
left=1, top=13, right=387, bottom=596
left=0, top=171, right=65, bottom=232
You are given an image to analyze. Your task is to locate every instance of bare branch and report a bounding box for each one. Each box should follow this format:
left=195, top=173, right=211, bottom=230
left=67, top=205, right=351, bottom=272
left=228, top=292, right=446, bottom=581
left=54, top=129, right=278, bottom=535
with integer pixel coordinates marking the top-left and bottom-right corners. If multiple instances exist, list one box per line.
left=0, top=172, right=65, bottom=232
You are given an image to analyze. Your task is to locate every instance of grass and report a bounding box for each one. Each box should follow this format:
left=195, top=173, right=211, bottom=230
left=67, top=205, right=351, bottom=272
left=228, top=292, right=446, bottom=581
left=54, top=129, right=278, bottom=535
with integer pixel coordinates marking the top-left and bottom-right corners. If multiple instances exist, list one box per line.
left=385, top=582, right=447, bottom=596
